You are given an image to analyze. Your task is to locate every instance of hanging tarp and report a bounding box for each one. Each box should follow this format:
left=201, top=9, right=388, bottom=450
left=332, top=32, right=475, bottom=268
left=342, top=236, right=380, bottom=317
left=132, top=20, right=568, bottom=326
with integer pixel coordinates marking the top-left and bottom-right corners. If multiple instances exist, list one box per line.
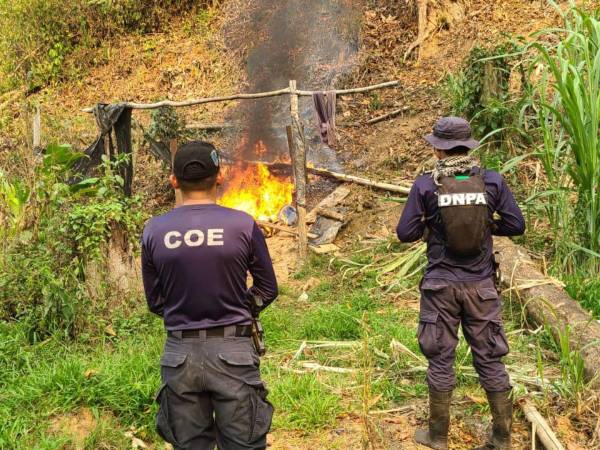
left=73, top=103, right=133, bottom=196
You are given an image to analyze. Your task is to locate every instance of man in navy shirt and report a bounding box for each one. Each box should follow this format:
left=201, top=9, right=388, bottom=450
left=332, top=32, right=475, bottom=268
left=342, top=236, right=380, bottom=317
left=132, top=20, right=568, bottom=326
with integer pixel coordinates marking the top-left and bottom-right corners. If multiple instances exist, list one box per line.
left=142, top=141, right=278, bottom=450
left=397, top=117, right=525, bottom=450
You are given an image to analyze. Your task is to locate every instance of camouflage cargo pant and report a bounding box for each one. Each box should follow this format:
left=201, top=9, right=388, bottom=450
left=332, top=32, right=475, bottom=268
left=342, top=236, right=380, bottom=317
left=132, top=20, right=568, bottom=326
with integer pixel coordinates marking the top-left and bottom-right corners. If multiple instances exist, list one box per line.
left=417, top=277, right=511, bottom=392
left=155, top=328, right=273, bottom=449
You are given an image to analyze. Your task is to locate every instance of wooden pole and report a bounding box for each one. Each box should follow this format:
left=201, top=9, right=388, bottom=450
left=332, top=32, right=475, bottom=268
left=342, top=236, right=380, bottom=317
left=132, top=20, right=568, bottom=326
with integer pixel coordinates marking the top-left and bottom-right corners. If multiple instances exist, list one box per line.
left=521, top=400, right=565, bottom=450
left=169, top=139, right=182, bottom=206
left=32, top=104, right=41, bottom=151
left=308, top=166, right=411, bottom=194
left=82, top=81, right=400, bottom=112
left=288, top=80, right=308, bottom=260
left=221, top=156, right=412, bottom=195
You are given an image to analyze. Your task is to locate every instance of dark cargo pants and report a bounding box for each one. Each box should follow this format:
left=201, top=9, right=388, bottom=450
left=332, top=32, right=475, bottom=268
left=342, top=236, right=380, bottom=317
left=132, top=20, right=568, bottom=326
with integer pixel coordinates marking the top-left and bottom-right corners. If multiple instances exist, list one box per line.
left=418, top=277, right=510, bottom=393
left=155, top=328, right=273, bottom=450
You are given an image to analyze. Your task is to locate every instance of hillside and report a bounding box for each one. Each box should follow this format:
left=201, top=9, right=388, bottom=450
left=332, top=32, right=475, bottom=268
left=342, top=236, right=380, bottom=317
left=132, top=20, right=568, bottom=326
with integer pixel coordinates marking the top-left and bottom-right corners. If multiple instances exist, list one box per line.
left=1, top=1, right=600, bottom=449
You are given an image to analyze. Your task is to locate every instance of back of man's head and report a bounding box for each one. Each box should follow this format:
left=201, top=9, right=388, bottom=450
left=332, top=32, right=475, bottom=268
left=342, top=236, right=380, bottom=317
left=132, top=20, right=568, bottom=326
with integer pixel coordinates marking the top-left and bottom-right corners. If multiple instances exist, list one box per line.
left=445, top=145, right=471, bottom=156
left=173, top=141, right=220, bottom=192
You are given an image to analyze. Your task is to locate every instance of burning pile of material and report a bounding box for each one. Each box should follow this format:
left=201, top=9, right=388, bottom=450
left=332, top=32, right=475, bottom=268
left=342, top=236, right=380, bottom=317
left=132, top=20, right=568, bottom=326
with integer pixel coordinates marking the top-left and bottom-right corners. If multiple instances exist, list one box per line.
left=218, top=140, right=294, bottom=222
left=219, top=162, right=293, bottom=222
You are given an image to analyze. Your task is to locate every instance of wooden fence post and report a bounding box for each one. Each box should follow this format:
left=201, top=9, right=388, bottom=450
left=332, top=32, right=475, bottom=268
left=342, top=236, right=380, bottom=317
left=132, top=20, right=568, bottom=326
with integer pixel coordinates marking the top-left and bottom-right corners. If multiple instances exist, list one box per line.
left=288, top=80, right=308, bottom=260
left=169, top=139, right=182, bottom=206
left=33, top=104, right=41, bottom=152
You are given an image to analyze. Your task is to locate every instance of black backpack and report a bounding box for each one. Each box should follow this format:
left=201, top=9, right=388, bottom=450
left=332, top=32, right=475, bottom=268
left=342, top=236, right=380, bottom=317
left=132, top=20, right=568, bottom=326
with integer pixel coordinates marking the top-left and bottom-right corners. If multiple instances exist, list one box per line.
left=436, top=171, right=489, bottom=257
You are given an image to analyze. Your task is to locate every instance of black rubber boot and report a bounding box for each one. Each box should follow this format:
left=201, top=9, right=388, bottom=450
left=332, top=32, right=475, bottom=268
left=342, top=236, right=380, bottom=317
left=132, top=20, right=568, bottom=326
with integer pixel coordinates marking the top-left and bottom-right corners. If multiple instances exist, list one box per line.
left=473, top=389, right=513, bottom=450
left=414, top=389, right=452, bottom=450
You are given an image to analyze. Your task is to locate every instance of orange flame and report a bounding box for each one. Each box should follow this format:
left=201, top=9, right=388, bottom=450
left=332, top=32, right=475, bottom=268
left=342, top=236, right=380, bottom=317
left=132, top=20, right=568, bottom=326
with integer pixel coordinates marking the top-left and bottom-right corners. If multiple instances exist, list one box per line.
left=219, top=161, right=294, bottom=222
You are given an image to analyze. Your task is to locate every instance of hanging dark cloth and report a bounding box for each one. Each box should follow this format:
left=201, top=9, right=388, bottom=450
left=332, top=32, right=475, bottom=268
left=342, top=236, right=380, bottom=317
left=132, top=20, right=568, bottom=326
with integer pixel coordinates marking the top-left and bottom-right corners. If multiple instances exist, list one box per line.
left=73, top=103, right=134, bottom=196
left=312, top=91, right=337, bottom=146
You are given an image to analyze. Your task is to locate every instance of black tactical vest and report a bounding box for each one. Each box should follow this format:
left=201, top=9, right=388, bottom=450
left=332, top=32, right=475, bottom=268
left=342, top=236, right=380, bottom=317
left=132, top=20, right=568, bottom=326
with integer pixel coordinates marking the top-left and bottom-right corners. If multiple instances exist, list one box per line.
left=436, top=171, right=489, bottom=257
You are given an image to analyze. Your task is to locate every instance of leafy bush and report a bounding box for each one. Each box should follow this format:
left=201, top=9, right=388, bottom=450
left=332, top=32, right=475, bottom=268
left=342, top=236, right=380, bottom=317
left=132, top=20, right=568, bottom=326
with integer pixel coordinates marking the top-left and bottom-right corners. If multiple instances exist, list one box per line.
left=0, top=0, right=203, bottom=91
left=0, top=144, right=145, bottom=341
left=445, top=43, right=528, bottom=151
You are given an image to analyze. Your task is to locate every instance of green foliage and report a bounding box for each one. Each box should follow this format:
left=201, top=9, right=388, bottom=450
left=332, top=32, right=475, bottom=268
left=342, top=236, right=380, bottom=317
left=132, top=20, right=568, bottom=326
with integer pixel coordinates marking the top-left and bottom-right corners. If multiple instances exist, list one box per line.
left=0, top=0, right=202, bottom=91
left=564, top=273, right=600, bottom=318
left=543, top=325, right=588, bottom=412
left=0, top=144, right=146, bottom=341
left=0, top=168, right=30, bottom=241
left=147, top=105, right=190, bottom=142
left=526, top=2, right=600, bottom=274
left=444, top=41, right=531, bottom=174
left=445, top=43, right=523, bottom=138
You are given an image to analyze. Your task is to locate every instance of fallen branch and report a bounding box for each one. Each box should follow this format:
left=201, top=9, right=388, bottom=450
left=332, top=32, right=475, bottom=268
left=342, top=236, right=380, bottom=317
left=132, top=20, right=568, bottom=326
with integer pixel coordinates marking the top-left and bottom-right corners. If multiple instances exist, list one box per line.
left=366, top=107, right=409, bottom=125
left=291, top=341, right=307, bottom=362
left=369, top=406, right=413, bottom=415
left=301, top=362, right=357, bottom=374
left=521, top=399, right=566, bottom=450
left=316, top=207, right=346, bottom=222
left=401, top=365, right=554, bottom=390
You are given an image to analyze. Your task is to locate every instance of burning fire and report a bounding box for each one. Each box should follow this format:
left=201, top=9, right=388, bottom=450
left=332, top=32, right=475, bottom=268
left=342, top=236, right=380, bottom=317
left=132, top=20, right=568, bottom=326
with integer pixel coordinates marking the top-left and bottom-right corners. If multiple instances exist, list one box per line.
left=219, top=161, right=294, bottom=222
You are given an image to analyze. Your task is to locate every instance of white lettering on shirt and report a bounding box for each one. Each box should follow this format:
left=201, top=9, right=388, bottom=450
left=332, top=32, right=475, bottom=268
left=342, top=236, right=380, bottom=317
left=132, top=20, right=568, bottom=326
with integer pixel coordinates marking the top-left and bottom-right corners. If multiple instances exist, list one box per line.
left=184, top=230, right=205, bottom=247
left=438, top=193, right=487, bottom=207
left=207, top=229, right=224, bottom=246
left=164, top=231, right=182, bottom=249
left=164, top=229, right=225, bottom=249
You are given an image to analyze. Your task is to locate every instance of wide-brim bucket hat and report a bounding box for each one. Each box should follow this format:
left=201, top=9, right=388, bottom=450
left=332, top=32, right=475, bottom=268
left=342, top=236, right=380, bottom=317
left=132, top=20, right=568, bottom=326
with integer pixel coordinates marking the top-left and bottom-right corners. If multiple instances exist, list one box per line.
left=424, top=116, right=480, bottom=150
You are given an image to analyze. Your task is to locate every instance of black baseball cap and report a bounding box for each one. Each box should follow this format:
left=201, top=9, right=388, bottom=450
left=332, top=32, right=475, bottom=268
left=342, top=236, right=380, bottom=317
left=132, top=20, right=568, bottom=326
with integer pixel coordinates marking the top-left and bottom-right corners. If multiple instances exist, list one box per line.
left=173, top=141, right=220, bottom=181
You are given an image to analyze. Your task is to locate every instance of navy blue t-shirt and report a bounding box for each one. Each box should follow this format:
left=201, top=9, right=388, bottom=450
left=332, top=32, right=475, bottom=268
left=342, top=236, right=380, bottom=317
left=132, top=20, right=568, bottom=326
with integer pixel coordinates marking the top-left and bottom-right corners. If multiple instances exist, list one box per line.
left=396, top=168, right=525, bottom=281
left=141, top=203, right=278, bottom=330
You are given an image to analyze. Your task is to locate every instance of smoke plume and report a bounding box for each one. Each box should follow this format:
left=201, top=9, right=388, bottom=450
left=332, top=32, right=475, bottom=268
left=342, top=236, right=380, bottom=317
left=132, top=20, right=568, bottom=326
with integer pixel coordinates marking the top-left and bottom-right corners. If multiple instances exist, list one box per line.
left=226, top=0, right=363, bottom=163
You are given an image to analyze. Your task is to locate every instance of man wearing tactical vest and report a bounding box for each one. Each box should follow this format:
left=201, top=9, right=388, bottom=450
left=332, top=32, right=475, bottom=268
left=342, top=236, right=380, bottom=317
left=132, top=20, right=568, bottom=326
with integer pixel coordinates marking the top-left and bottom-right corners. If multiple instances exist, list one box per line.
left=141, top=141, right=278, bottom=449
left=397, top=117, right=525, bottom=450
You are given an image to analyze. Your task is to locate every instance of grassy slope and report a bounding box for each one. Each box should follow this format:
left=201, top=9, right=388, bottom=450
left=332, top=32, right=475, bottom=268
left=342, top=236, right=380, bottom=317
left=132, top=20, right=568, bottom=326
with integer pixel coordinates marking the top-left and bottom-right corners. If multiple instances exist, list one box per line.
left=0, top=240, right=568, bottom=449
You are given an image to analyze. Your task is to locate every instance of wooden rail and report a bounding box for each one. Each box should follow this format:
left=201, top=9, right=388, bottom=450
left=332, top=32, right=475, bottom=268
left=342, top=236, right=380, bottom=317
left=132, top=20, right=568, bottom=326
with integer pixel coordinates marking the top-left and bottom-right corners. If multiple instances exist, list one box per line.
left=81, top=81, right=399, bottom=112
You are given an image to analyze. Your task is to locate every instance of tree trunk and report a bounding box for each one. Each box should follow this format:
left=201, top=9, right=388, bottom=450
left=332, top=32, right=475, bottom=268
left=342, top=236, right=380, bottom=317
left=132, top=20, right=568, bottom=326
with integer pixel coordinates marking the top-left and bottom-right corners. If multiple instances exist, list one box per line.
left=495, top=237, right=600, bottom=386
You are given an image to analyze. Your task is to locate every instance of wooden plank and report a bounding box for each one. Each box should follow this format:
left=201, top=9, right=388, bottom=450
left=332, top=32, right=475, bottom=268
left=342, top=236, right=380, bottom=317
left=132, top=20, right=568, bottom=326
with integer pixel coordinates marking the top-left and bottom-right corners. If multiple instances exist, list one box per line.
left=306, top=185, right=351, bottom=223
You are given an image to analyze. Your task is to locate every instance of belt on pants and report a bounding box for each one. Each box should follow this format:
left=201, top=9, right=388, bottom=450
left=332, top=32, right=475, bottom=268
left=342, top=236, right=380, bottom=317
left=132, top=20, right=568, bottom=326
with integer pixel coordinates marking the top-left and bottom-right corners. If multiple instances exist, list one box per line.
left=168, top=325, right=253, bottom=339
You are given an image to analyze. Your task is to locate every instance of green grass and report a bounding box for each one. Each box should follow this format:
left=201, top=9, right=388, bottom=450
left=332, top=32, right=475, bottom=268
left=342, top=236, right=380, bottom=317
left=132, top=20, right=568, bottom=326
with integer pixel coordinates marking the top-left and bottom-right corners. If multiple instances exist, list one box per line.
left=563, top=272, right=600, bottom=318
left=0, top=314, right=163, bottom=448
left=266, top=372, right=342, bottom=429
left=0, top=242, right=568, bottom=447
